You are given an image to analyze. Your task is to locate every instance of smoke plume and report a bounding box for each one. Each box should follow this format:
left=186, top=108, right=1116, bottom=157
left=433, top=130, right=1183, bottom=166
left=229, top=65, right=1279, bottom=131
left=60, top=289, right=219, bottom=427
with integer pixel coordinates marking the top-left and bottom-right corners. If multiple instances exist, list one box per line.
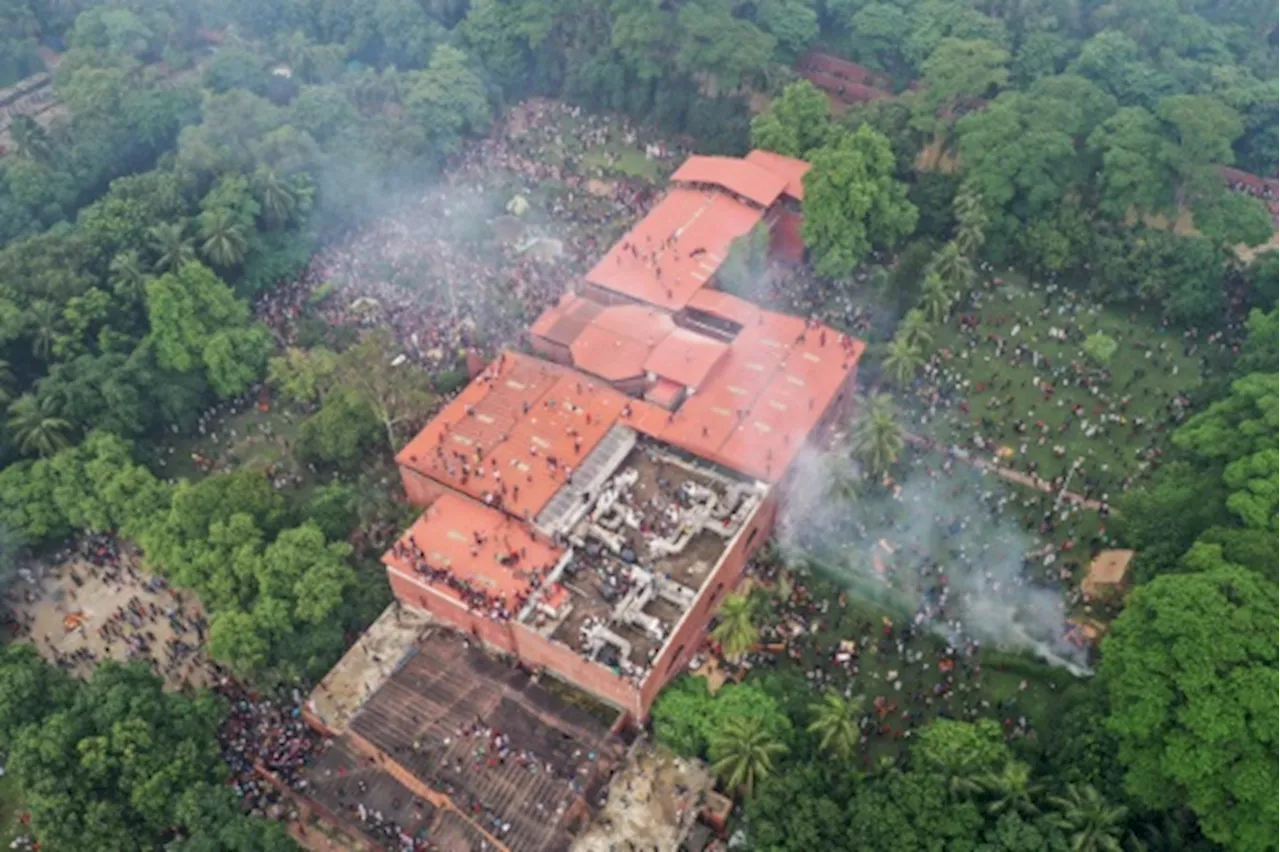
left=775, top=446, right=1091, bottom=675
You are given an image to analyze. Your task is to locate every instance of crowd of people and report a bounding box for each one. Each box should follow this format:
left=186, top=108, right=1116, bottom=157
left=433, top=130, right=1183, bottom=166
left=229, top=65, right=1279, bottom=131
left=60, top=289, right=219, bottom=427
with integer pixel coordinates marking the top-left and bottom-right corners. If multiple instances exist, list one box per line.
left=253, top=100, right=672, bottom=379
left=745, top=548, right=1050, bottom=765
left=6, top=88, right=1219, bottom=848
left=1223, top=167, right=1279, bottom=217
left=903, top=277, right=1211, bottom=495
left=212, top=676, right=319, bottom=823
left=388, top=530, right=557, bottom=622
left=5, top=535, right=206, bottom=679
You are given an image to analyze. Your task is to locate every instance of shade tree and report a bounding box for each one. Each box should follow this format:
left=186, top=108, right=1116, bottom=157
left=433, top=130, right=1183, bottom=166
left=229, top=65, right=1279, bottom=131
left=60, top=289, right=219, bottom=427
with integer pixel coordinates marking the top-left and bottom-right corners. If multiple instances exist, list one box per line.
left=1101, top=564, right=1278, bottom=851
left=801, top=124, right=918, bottom=279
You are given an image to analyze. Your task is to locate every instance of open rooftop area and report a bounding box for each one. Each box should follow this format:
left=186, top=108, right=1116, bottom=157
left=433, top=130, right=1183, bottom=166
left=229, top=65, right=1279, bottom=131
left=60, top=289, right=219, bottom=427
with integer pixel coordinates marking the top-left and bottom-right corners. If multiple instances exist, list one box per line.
left=534, top=439, right=764, bottom=678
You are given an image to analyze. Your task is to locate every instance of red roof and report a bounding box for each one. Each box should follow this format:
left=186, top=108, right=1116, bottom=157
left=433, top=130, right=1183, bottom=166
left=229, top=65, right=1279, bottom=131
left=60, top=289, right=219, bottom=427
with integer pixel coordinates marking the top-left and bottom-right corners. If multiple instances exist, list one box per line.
left=643, top=328, right=729, bottom=389
left=570, top=325, right=651, bottom=382
left=670, top=155, right=788, bottom=208
left=527, top=293, right=602, bottom=345
left=584, top=187, right=763, bottom=311
left=532, top=294, right=729, bottom=390
left=645, top=379, right=685, bottom=409
left=745, top=150, right=811, bottom=201
left=395, top=352, right=665, bottom=518
left=686, top=289, right=763, bottom=326
left=1219, top=165, right=1278, bottom=193
left=799, top=52, right=893, bottom=91
left=647, top=311, right=863, bottom=481
left=383, top=493, right=565, bottom=610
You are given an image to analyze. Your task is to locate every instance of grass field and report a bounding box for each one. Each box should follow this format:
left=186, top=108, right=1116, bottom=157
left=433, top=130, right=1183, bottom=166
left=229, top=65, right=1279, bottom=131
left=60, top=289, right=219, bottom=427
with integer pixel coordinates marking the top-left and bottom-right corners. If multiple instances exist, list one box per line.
left=911, top=277, right=1208, bottom=493
left=745, top=573, right=1081, bottom=764
left=0, top=772, right=23, bottom=847
left=153, top=402, right=307, bottom=484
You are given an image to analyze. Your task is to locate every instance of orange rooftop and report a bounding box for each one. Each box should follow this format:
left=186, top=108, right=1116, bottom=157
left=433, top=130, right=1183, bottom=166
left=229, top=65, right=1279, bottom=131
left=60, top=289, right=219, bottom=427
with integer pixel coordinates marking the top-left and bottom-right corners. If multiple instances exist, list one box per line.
left=384, top=149, right=864, bottom=720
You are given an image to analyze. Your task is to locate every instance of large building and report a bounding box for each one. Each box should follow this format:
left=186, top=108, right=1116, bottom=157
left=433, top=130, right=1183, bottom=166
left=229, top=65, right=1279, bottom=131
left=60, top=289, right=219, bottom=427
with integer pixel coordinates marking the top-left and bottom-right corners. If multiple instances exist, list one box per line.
left=381, top=149, right=864, bottom=721
left=292, top=148, right=863, bottom=852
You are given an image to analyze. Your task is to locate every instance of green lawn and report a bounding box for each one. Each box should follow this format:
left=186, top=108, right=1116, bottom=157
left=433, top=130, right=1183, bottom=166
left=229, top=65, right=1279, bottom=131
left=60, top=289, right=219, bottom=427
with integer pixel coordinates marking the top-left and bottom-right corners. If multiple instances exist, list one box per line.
left=746, top=577, right=1079, bottom=764
left=152, top=402, right=308, bottom=484
left=910, top=277, right=1207, bottom=494
left=0, top=771, right=24, bottom=847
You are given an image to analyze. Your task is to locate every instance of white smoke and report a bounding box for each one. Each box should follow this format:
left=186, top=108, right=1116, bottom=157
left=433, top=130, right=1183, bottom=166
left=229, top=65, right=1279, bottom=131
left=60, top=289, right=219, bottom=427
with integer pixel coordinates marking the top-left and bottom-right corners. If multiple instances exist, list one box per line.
left=775, top=446, right=1091, bottom=675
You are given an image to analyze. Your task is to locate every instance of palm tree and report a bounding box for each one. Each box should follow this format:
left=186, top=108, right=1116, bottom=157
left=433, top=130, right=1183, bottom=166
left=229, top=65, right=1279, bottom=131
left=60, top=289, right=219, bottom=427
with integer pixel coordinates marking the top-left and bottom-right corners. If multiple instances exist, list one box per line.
left=883, top=334, right=925, bottom=387
left=26, top=300, right=63, bottom=360
left=708, top=715, right=789, bottom=797
left=254, top=169, right=299, bottom=229
left=972, top=761, right=1046, bottom=818
left=952, top=188, right=988, bottom=258
left=348, top=66, right=400, bottom=114
left=827, top=459, right=866, bottom=503
left=9, top=115, right=54, bottom=163
left=0, top=359, right=14, bottom=407
left=849, top=393, right=905, bottom=478
left=897, top=308, right=933, bottom=350
left=198, top=208, right=249, bottom=269
left=109, top=250, right=151, bottom=302
left=1047, top=784, right=1127, bottom=852
left=807, top=690, right=865, bottom=761
left=931, top=241, right=973, bottom=290
left=7, top=394, right=73, bottom=457
left=147, top=222, right=196, bottom=274
left=711, top=592, right=759, bottom=662
left=919, top=273, right=954, bottom=324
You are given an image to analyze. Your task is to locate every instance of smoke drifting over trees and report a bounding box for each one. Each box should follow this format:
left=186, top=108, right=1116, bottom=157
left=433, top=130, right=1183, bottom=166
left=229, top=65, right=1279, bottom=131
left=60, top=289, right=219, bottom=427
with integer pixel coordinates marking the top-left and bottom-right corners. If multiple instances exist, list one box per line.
left=777, top=447, right=1089, bottom=673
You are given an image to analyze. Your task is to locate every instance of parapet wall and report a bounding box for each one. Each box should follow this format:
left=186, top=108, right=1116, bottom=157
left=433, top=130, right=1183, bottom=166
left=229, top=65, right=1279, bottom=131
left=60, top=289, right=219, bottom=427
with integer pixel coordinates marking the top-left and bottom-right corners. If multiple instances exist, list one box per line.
left=385, top=564, right=646, bottom=718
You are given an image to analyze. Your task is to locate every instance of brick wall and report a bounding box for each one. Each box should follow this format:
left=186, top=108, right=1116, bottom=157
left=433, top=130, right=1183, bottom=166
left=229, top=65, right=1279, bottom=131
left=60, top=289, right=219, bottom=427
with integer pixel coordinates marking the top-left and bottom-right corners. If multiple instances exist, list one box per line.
left=639, top=489, right=779, bottom=714
left=511, top=622, right=644, bottom=718
left=770, top=208, right=805, bottom=263
left=386, top=564, right=644, bottom=717
left=528, top=335, right=572, bottom=365
left=398, top=466, right=449, bottom=509
left=386, top=566, right=518, bottom=654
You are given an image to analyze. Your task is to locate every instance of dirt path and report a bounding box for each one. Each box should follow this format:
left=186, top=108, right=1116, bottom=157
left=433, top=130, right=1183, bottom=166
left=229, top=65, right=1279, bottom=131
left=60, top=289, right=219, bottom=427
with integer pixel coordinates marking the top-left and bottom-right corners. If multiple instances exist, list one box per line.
left=904, top=432, right=1106, bottom=512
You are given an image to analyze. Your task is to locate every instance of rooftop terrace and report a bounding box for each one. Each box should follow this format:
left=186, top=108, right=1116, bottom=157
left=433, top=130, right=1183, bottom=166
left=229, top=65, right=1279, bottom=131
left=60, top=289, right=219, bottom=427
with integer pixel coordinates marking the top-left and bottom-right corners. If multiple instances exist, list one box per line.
left=531, top=439, right=764, bottom=682
left=384, top=494, right=569, bottom=621
left=304, top=737, right=440, bottom=850
left=307, top=604, right=431, bottom=735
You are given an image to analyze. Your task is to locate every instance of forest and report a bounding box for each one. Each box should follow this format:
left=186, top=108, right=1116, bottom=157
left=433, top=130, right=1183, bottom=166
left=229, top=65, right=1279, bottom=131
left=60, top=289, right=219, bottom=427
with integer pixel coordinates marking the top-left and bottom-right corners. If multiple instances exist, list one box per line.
left=0, top=0, right=1275, bottom=849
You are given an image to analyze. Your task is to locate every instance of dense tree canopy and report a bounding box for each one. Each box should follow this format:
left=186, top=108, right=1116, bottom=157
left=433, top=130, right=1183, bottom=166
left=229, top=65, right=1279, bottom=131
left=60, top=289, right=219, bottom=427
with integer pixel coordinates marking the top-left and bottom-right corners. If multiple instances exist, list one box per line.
left=1101, top=566, right=1278, bottom=851
left=801, top=125, right=918, bottom=279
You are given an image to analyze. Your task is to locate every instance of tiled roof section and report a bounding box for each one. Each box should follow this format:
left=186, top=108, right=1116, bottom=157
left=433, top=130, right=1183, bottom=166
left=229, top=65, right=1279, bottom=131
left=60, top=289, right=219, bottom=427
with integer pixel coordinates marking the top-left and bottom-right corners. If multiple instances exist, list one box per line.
left=527, top=292, right=603, bottom=346
left=533, top=296, right=728, bottom=391
left=569, top=324, right=651, bottom=382
left=642, top=327, right=729, bottom=389
left=670, top=155, right=788, bottom=208
left=583, top=187, right=763, bottom=311
left=561, top=302, right=676, bottom=382
left=685, top=288, right=763, bottom=327
left=649, top=311, right=864, bottom=482
left=382, top=493, right=565, bottom=609
left=395, top=351, right=664, bottom=518
left=744, top=149, right=812, bottom=201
